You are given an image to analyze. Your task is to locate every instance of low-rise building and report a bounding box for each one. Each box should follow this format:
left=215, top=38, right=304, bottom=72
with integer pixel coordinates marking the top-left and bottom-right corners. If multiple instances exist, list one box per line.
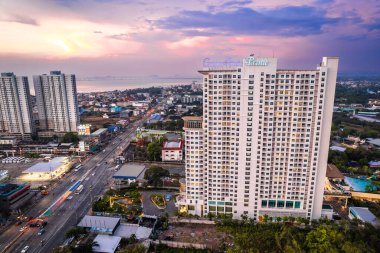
left=92, top=234, right=121, bottom=253
left=349, top=207, right=378, bottom=226
left=120, top=110, right=132, bottom=119
left=91, top=128, right=108, bottom=143
left=37, top=130, right=67, bottom=139
left=110, top=106, right=123, bottom=113
left=21, top=156, right=73, bottom=181
left=0, top=183, right=32, bottom=217
left=78, top=215, right=120, bottom=235
left=0, top=136, right=18, bottom=147
left=112, top=164, right=146, bottom=185
left=321, top=204, right=334, bottom=220
left=366, top=138, right=380, bottom=149
left=161, top=141, right=183, bottom=161
left=78, top=124, right=92, bottom=136
left=330, top=146, right=346, bottom=152
left=181, top=95, right=203, bottom=104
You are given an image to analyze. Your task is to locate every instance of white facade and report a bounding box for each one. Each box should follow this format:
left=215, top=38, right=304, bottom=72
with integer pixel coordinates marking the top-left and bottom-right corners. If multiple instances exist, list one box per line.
left=162, top=149, right=183, bottom=161
left=182, top=116, right=204, bottom=215
left=182, top=56, right=339, bottom=220
left=33, top=71, right=79, bottom=133
left=0, top=73, right=34, bottom=139
left=181, top=95, right=203, bottom=104
left=161, top=141, right=183, bottom=161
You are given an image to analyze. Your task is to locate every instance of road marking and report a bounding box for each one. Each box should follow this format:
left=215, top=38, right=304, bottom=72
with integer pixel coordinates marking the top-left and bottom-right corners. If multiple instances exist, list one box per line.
left=9, top=115, right=153, bottom=253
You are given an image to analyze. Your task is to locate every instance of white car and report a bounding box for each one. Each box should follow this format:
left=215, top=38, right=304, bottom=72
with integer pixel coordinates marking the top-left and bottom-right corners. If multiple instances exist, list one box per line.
left=21, top=245, right=29, bottom=253
left=66, top=195, right=73, bottom=200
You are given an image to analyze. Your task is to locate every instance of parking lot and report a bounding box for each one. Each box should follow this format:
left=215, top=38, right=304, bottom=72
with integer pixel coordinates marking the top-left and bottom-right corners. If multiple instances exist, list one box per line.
left=0, top=158, right=39, bottom=183
left=141, top=190, right=178, bottom=216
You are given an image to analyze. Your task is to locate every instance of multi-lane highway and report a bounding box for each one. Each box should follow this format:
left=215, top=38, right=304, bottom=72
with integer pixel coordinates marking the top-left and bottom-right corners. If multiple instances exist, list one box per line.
left=0, top=110, right=155, bottom=253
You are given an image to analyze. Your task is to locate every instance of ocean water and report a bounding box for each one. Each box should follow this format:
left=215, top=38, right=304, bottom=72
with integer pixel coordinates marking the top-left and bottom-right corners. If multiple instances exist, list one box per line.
left=76, top=76, right=202, bottom=92
left=344, top=176, right=374, bottom=192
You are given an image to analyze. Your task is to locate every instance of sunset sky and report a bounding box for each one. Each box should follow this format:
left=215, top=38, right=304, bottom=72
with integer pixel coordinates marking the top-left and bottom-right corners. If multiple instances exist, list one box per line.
left=0, top=0, right=379, bottom=79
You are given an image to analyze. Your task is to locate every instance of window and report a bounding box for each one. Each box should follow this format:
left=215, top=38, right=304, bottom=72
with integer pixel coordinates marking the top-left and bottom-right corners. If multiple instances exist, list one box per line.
left=286, top=201, right=293, bottom=208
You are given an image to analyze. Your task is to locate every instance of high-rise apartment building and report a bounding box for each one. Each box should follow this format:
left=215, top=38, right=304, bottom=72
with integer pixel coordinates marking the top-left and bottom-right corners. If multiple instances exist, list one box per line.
left=180, top=56, right=339, bottom=220
left=33, top=71, right=79, bottom=133
left=0, top=73, right=34, bottom=139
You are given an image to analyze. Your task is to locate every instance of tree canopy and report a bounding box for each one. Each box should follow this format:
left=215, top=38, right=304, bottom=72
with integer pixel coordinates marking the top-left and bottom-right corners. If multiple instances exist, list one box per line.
left=144, top=166, right=169, bottom=186
left=62, top=132, right=80, bottom=144
left=217, top=219, right=380, bottom=253
left=147, top=142, right=161, bottom=161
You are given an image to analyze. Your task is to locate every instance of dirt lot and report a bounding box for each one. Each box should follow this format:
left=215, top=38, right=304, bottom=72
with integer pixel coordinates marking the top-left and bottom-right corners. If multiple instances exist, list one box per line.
left=158, top=223, right=231, bottom=251
left=81, top=115, right=121, bottom=129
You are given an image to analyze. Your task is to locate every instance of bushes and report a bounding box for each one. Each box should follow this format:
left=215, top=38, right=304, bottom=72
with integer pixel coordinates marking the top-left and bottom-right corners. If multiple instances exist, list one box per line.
left=92, top=189, right=142, bottom=215
left=152, top=244, right=211, bottom=253
left=217, top=220, right=380, bottom=253
left=146, top=142, right=161, bottom=161
left=328, top=147, right=380, bottom=175
left=144, top=166, right=170, bottom=187
left=65, top=227, right=87, bottom=239
left=151, top=194, right=166, bottom=209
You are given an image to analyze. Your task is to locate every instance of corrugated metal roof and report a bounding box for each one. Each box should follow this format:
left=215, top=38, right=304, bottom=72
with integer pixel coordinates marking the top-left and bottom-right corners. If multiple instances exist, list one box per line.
left=93, top=234, right=121, bottom=253
left=23, top=157, right=68, bottom=173
left=91, top=128, right=108, bottom=136
left=350, top=207, right=377, bottom=223
left=113, top=164, right=145, bottom=179
left=164, top=141, right=181, bottom=149
left=78, top=215, right=120, bottom=230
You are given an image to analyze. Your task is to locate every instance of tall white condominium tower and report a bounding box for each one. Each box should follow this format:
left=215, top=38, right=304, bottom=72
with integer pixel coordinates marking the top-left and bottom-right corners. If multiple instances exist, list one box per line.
left=0, top=73, right=34, bottom=139
left=181, top=56, right=339, bottom=220
left=33, top=71, right=79, bottom=133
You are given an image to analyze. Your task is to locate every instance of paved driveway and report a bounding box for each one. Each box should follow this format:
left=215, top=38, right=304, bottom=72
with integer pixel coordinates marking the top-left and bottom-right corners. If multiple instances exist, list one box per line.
left=141, top=190, right=177, bottom=217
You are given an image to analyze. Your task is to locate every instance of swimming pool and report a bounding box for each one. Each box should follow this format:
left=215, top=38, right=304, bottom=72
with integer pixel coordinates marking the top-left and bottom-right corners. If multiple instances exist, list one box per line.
left=344, top=176, right=375, bottom=192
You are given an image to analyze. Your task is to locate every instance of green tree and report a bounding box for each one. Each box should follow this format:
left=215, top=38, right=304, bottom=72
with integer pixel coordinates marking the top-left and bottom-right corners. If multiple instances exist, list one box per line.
left=146, top=142, right=161, bottom=161
left=143, top=166, right=169, bottom=186
left=65, top=227, right=87, bottom=239
left=365, top=184, right=376, bottom=193
left=305, top=225, right=343, bottom=253
left=62, top=132, right=80, bottom=144
left=117, top=244, right=146, bottom=253
left=92, top=199, right=109, bottom=212
left=50, top=247, right=71, bottom=253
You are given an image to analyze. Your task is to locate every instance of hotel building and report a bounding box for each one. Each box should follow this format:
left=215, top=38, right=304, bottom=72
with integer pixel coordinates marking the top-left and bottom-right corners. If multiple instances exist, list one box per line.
left=0, top=73, right=34, bottom=139
left=33, top=71, right=79, bottom=133
left=181, top=56, right=339, bottom=220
